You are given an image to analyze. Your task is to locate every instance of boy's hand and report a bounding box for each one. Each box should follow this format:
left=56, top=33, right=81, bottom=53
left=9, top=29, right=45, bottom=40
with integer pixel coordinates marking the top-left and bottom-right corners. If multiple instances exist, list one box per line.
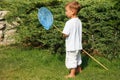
left=62, top=33, right=69, bottom=38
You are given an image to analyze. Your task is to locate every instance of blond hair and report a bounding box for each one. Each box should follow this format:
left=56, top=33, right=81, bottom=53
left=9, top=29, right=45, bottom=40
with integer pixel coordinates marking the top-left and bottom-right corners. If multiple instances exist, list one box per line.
left=65, top=1, right=81, bottom=14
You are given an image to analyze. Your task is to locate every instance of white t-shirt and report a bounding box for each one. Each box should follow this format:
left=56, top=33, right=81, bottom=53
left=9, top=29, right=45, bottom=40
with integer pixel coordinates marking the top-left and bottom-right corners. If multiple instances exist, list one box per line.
left=62, top=18, right=82, bottom=51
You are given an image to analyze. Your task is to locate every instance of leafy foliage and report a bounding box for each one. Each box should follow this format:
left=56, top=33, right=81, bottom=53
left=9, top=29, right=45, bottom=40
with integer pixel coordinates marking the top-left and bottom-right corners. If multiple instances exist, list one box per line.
left=0, top=0, right=120, bottom=59
left=79, top=0, right=120, bottom=59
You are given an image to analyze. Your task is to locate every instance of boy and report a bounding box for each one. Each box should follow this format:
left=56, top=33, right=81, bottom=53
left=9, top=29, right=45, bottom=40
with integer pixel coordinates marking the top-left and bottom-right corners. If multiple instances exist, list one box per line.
left=62, top=1, right=82, bottom=78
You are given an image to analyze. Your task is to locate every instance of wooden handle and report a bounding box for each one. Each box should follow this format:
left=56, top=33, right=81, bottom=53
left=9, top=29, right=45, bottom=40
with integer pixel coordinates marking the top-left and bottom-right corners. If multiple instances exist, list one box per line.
left=82, top=49, right=108, bottom=70
left=53, top=24, right=62, bottom=33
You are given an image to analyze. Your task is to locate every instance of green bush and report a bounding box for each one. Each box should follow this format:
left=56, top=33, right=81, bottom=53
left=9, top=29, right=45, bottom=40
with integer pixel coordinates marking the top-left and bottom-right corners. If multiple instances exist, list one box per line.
left=79, top=0, right=120, bottom=59
left=1, top=0, right=120, bottom=59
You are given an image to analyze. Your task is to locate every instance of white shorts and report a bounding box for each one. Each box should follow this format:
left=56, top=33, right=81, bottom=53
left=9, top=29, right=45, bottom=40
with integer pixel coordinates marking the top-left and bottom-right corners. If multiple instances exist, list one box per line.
left=65, top=50, right=82, bottom=69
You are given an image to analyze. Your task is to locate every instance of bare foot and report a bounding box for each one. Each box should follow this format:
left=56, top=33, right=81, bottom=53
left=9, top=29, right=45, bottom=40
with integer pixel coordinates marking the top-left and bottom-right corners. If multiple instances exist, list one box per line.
left=65, top=74, right=75, bottom=78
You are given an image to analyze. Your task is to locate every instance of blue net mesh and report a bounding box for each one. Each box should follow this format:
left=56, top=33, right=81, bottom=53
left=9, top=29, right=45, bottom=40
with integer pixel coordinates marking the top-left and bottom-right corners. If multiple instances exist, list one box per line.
left=38, top=7, right=53, bottom=30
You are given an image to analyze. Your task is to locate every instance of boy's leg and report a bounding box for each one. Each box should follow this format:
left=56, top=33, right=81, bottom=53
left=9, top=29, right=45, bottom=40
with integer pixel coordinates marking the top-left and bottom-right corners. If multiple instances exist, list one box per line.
left=76, top=50, right=82, bottom=73
left=65, top=68, right=76, bottom=78
left=65, top=51, right=78, bottom=78
left=65, top=51, right=78, bottom=69
left=76, top=65, right=82, bottom=74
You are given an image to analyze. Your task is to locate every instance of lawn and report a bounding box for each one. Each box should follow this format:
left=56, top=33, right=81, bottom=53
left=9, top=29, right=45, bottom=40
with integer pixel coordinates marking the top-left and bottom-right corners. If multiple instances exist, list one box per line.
left=0, top=46, right=119, bottom=80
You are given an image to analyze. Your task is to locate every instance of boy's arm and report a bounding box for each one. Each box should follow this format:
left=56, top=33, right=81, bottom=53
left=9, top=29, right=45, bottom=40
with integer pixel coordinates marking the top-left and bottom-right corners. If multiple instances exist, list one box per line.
left=62, top=22, right=70, bottom=38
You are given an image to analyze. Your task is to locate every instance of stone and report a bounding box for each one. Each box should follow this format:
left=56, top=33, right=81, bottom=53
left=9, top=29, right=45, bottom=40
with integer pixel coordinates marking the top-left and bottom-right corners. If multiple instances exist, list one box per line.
left=0, top=11, right=19, bottom=46
left=0, top=23, right=6, bottom=30
left=0, top=11, right=9, bottom=20
left=2, top=29, right=16, bottom=45
left=0, top=30, right=2, bottom=38
left=5, top=29, right=16, bottom=37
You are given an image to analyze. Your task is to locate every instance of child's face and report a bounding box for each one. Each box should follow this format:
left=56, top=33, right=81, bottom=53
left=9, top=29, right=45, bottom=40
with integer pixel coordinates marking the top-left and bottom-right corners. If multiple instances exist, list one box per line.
left=65, top=6, right=74, bottom=18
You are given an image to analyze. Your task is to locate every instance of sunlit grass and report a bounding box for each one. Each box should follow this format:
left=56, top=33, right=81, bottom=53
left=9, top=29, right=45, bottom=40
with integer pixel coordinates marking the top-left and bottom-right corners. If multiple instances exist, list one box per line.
left=0, top=46, right=119, bottom=80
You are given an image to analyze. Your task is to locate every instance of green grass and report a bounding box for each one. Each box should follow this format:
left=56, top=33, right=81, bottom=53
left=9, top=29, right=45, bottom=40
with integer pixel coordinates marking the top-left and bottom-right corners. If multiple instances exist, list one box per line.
left=0, top=46, right=119, bottom=80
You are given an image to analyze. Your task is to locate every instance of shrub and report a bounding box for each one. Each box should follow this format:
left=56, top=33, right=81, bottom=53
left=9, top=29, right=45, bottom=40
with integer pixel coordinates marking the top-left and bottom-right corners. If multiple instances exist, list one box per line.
left=1, top=0, right=120, bottom=59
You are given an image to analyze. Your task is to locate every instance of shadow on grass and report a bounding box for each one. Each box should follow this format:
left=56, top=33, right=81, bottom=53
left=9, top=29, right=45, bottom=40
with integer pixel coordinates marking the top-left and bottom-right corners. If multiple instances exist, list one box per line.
left=81, top=54, right=90, bottom=70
